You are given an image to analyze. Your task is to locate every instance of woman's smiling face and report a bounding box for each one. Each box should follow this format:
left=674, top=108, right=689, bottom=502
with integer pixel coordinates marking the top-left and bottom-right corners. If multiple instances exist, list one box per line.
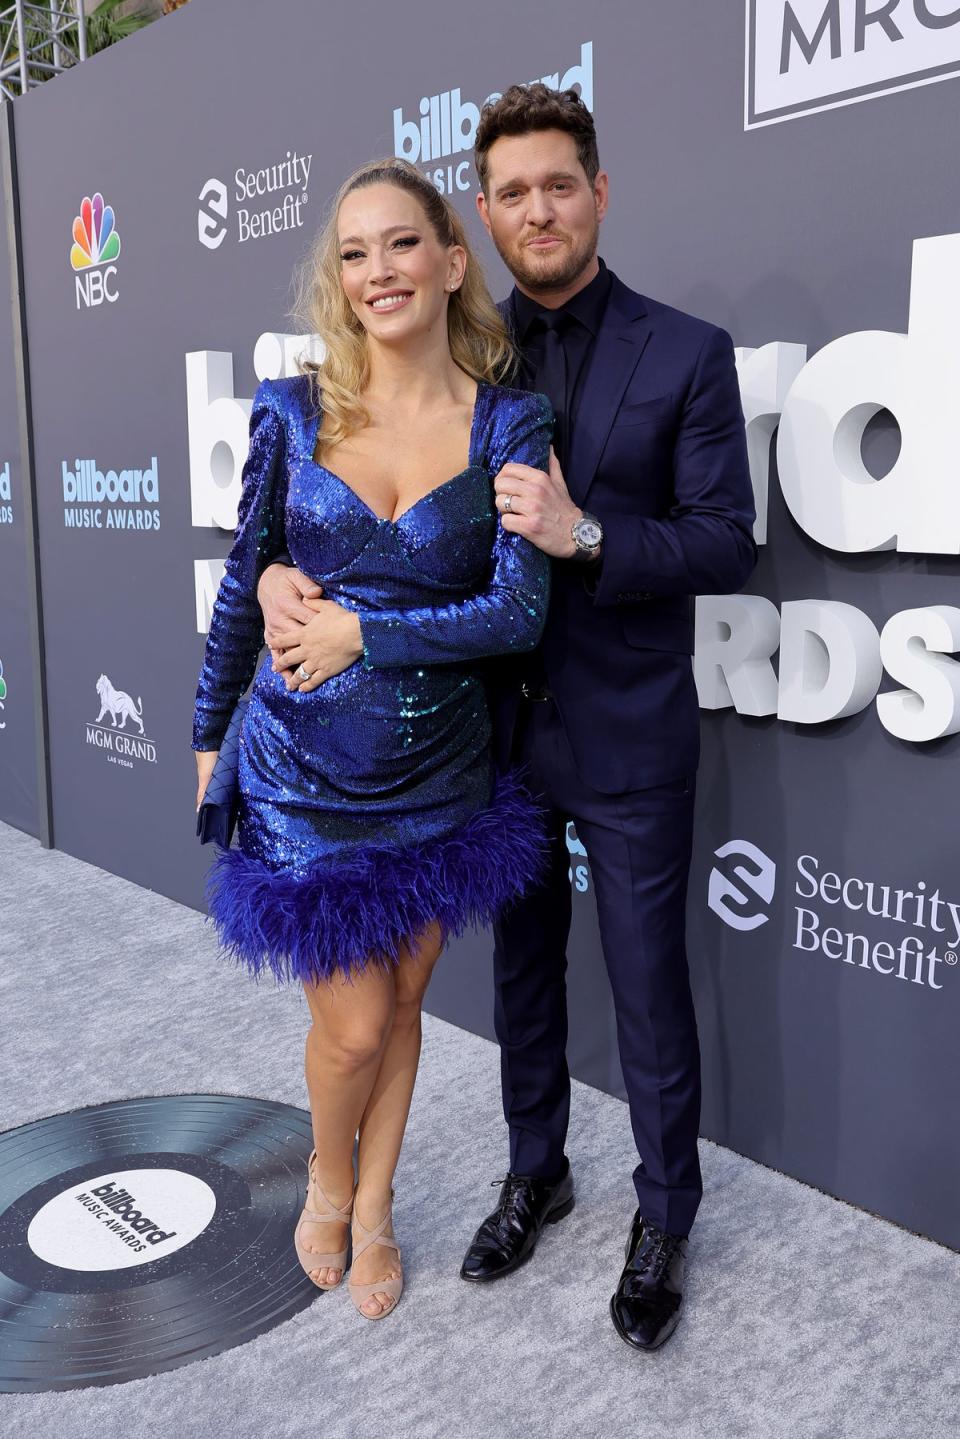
left=337, top=183, right=465, bottom=344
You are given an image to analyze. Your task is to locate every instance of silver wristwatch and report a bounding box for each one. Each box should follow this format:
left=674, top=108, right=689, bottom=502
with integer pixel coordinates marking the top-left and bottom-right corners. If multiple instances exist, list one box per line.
left=571, top=510, right=603, bottom=561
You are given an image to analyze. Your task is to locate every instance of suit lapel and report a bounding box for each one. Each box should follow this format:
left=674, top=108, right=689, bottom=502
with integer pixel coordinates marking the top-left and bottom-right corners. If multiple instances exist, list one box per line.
left=566, top=277, right=652, bottom=507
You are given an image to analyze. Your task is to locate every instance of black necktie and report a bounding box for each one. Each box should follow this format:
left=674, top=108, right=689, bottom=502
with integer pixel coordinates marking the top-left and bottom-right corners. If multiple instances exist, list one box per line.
left=532, top=311, right=569, bottom=469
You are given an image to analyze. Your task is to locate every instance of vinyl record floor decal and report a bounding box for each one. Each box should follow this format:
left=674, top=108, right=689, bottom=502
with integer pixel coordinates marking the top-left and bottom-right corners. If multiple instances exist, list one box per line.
left=0, top=1094, right=319, bottom=1391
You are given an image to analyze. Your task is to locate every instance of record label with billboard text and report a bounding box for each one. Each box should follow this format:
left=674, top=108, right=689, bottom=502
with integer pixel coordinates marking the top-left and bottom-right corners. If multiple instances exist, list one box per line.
left=0, top=1093, right=320, bottom=1391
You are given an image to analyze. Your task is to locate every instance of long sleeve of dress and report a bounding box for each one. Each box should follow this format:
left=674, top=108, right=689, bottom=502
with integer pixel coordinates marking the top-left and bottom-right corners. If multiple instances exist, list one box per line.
left=358, top=392, right=553, bottom=669
left=192, top=379, right=288, bottom=751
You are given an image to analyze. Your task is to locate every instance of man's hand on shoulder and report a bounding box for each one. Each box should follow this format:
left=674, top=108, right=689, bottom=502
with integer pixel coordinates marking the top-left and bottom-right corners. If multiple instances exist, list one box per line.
left=494, top=448, right=581, bottom=559
left=257, top=562, right=324, bottom=673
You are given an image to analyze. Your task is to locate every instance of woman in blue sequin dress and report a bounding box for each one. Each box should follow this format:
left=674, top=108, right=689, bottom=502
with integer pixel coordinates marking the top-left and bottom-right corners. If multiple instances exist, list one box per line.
left=192, top=160, right=551, bottom=1319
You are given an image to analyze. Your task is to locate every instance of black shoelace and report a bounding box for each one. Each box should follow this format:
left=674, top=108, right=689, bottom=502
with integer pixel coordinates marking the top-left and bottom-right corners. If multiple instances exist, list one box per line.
left=490, top=1175, right=527, bottom=1224
left=633, top=1229, right=682, bottom=1283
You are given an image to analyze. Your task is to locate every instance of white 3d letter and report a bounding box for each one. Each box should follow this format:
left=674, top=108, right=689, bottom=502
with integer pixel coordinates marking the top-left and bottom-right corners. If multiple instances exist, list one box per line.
left=777, top=234, right=960, bottom=554
left=734, top=342, right=807, bottom=547
left=187, top=334, right=324, bottom=532
left=194, top=558, right=226, bottom=636
left=186, top=351, right=251, bottom=531
left=253, top=332, right=324, bottom=382
left=777, top=600, right=882, bottom=723
left=878, top=605, right=960, bottom=742
left=694, top=595, right=780, bottom=714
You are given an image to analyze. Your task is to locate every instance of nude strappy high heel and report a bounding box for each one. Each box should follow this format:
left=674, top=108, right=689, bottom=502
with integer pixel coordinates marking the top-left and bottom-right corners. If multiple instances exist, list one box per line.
left=294, top=1150, right=354, bottom=1291
left=348, top=1199, right=403, bottom=1320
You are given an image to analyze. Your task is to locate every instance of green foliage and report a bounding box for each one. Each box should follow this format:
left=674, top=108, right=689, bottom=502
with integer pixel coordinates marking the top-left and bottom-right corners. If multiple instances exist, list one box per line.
left=86, top=0, right=153, bottom=55
left=1, top=0, right=154, bottom=89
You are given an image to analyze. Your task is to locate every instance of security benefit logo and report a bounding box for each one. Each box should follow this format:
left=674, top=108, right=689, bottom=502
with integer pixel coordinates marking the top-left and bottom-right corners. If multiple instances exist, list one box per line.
left=70, top=192, right=121, bottom=310
left=393, top=40, right=593, bottom=194
left=747, top=0, right=960, bottom=127
left=86, top=674, right=157, bottom=769
left=0, top=459, right=12, bottom=524
left=61, top=454, right=160, bottom=531
left=708, top=840, right=957, bottom=993
left=707, top=840, right=776, bottom=932
left=198, top=148, right=312, bottom=250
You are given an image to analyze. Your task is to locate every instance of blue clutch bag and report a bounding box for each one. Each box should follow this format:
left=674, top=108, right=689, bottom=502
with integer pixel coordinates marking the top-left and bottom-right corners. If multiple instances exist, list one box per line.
left=196, top=698, right=249, bottom=847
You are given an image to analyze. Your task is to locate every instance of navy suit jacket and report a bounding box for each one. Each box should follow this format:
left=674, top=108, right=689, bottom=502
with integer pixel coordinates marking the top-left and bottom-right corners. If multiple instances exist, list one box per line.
left=491, top=269, right=757, bottom=794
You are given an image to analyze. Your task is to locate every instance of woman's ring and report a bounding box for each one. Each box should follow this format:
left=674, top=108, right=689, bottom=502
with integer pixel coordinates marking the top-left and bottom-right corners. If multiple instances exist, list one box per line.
left=503, top=493, right=515, bottom=513
left=296, top=664, right=312, bottom=680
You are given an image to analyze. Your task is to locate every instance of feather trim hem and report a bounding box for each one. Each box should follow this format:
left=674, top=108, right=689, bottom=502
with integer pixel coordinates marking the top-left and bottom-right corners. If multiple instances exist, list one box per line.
left=204, top=770, right=546, bottom=984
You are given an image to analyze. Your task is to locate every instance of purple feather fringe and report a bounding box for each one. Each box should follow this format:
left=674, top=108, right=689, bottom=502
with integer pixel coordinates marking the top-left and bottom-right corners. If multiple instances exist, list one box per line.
left=204, top=770, right=546, bottom=984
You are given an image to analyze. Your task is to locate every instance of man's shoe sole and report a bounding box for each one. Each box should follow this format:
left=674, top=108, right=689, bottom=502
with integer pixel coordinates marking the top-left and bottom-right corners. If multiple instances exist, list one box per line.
left=459, top=1194, right=575, bottom=1284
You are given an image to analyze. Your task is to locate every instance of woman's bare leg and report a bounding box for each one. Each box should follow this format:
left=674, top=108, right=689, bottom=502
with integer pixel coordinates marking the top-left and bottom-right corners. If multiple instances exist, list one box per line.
left=350, top=922, right=444, bottom=1315
left=300, top=963, right=396, bottom=1285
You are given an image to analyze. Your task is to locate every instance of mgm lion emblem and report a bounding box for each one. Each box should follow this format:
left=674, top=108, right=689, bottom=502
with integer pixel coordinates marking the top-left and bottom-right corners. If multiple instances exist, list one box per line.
left=95, top=674, right=144, bottom=733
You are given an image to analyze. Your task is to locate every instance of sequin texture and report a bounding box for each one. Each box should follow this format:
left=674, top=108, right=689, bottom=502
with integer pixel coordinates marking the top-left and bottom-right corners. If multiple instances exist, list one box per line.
left=192, top=375, right=552, bottom=981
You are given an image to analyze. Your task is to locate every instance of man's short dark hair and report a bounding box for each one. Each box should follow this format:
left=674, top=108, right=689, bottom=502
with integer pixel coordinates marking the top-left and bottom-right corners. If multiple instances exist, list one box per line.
left=474, top=83, right=600, bottom=195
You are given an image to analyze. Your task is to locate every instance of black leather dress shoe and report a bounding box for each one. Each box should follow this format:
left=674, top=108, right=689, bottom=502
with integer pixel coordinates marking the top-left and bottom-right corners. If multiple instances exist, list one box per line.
left=609, top=1210, right=688, bottom=1351
left=459, top=1162, right=574, bottom=1283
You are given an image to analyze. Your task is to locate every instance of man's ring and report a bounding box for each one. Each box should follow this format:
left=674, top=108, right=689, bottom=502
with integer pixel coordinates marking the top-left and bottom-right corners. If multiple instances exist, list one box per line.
left=503, top=493, right=514, bottom=513
left=296, top=664, right=312, bottom=680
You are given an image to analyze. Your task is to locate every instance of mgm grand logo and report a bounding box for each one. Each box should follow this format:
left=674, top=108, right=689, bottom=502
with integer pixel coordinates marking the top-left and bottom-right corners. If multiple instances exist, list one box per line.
left=86, top=673, right=157, bottom=768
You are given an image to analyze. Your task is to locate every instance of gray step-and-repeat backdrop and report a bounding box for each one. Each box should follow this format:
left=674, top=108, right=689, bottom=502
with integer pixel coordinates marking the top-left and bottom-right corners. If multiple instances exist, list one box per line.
left=3, top=0, right=958, bottom=1248
left=0, top=120, right=39, bottom=838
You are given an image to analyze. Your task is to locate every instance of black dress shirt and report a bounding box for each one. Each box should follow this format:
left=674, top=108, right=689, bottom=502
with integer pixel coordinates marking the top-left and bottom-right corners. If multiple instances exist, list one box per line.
left=512, top=257, right=613, bottom=471
left=508, top=258, right=612, bottom=690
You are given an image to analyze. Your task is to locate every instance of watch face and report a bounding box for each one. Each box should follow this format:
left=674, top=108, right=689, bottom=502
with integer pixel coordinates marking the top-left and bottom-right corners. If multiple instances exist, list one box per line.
left=575, top=519, right=602, bottom=549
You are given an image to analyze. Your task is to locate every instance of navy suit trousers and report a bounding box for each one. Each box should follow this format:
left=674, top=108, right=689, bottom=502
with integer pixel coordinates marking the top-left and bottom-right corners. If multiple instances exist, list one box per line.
left=493, top=698, right=703, bottom=1236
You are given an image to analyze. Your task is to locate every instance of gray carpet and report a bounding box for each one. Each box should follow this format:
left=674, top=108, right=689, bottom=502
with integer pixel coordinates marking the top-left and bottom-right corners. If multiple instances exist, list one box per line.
left=1, top=819, right=957, bottom=1439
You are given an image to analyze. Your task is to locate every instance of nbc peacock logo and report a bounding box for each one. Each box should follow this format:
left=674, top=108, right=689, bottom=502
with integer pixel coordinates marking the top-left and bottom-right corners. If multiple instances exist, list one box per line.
left=70, top=192, right=121, bottom=310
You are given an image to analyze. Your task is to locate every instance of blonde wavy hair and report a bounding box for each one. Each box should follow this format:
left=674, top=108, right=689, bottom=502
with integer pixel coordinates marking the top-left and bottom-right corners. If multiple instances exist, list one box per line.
left=291, top=159, right=515, bottom=451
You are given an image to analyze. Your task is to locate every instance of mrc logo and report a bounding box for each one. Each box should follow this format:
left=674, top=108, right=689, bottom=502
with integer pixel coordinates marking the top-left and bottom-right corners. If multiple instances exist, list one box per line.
left=746, top=0, right=960, bottom=128
left=70, top=192, right=121, bottom=309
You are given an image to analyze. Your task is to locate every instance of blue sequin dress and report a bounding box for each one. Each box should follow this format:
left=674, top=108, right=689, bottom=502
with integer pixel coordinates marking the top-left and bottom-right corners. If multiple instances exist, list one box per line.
left=192, top=374, right=552, bottom=983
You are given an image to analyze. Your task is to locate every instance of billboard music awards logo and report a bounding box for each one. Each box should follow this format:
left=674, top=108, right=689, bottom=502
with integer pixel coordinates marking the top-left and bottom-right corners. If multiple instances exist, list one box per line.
left=86, top=673, right=157, bottom=768
left=61, top=453, right=160, bottom=531
left=697, top=231, right=960, bottom=746
left=746, top=0, right=960, bottom=127
left=0, top=1094, right=318, bottom=1388
left=392, top=40, right=594, bottom=194
left=0, top=459, right=11, bottom=524
left=70, top=192, right=121, bottom=309
left=27, top=1169, right=215, bottom=1272
left=567, top=821, right=591, bottom=894
left=708, top=839, right=958, bottom=993
left=197, top=148, right=313, bottom=250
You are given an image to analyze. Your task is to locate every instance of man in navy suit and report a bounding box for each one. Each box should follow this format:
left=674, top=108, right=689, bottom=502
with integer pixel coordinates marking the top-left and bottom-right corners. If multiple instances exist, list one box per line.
left=256, top=85, right=755, bottom=1351
left=454, top=85, right=756, bottom=1351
